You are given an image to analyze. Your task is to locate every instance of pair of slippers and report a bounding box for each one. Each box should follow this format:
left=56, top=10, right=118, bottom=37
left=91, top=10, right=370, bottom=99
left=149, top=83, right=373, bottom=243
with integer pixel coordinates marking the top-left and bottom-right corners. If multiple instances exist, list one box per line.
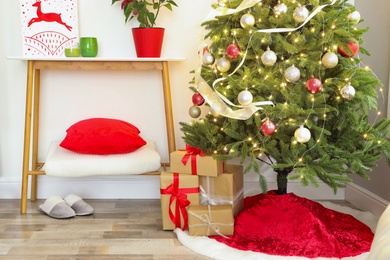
left=39, top=194, right=94, bottom=219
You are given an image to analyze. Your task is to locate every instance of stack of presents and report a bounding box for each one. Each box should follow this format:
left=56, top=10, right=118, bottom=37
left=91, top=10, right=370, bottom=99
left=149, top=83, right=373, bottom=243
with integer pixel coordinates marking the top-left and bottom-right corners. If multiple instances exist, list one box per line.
left=160, top=145, right=244, bottom=237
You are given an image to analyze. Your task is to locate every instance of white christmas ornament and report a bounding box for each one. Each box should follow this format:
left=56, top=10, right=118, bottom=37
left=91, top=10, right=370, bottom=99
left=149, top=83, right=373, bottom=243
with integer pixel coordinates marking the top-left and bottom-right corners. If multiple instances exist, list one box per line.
left=293, top=5, right=309, bottom=23
left=340, top=83, right=356, bottom=100
left=294, top=126, right=311, bottom=143
left=347, top=11, right=361, bottom=24
left=202, top=52, right=215, bottom=65
left=274, top=3, right=288, bottom=16
left=238, top=90, right=253, bottom=106
left=322, top=52, right=339, bottom=68
left=261, top=47, right=277, bottom=66
left=240, top=13, right=255, bottom=29
left=216, top=57, right=231, bottom=73
left=284, top=65, right=301, bottom=83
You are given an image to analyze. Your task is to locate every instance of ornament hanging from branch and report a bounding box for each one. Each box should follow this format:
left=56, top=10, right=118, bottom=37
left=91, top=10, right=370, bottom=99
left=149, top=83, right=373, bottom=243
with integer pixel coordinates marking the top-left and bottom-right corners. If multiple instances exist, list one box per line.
left=189, top=105, right=201, bottom=118
left=306, top=78, right=322, bottom=94
left=261, top=119, right=276, bottom=136
left=192, top=93, right=205, bottom=106
left=240, top=13, right=255, bottom=29
left=294, top=125, right=311, bottom=143
left=338, top=38, right=359, bottom=58
left=340, top=82, right=356, bottom=100
left=238, top=90, right=253, bottom=106
left=322, top=52, right=339, bottom=68
left=274, top=2, right=287, bottom=16
left=226, top=44, right=241, bottom=59
left=202, top=52, right=215, bottom=65
left=293, top=5, right=309, bottom=23
left=216, top=57, right=231, bottom=72
left=261, top=47, right=277, bottom=66
left=284, top=65, right=301, bottom=83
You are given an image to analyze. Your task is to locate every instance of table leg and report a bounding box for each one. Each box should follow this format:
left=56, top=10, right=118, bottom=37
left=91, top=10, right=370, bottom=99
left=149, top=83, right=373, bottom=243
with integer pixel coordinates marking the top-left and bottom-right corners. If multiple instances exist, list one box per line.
left=161, top=61, right=176, bottom=154
left=20, top=61, right=34, bottom=213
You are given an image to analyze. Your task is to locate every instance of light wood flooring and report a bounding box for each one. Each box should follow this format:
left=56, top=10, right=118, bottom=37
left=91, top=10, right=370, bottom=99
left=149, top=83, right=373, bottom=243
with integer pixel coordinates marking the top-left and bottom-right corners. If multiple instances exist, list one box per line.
left=0, top=199, right=211, bottom=260
left=0, top=199, right=360, bottom=260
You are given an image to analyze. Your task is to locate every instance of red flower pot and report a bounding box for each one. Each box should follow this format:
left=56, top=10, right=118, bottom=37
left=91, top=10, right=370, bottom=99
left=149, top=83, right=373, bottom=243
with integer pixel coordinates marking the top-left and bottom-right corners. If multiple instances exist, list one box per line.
left=132, top=27, right=165, bottom=58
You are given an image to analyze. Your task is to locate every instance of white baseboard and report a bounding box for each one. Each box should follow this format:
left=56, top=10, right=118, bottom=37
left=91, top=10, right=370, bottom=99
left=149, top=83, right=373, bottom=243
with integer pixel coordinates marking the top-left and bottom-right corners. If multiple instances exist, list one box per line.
left=0, top=175, right=344, bottom=200
left=346, top=182, right=389, bottom=218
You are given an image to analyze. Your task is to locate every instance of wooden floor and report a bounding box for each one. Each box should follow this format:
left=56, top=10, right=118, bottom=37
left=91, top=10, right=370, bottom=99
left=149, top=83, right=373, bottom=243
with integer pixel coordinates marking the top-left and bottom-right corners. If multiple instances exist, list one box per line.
left=0, top=199, right=361, bottom=260
left=0, top=199, right=212, bottom=260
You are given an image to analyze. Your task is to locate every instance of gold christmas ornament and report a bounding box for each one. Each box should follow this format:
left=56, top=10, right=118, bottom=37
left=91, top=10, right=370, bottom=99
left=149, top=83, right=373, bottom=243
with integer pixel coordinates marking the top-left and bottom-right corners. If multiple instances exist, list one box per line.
left=216, top=57, right=231, bottom=73
left=322, top=52, right=339, bottom=69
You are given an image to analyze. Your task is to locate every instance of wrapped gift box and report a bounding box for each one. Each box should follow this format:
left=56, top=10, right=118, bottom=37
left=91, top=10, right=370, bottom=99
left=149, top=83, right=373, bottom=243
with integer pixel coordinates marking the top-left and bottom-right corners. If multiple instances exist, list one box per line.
left=170, top=149, right=224, bottom=176
left=188, top=204, right=234, bottom=236
left=160, top=171, right=200, bottom=230
left=199, top=164, right=244, bottom=217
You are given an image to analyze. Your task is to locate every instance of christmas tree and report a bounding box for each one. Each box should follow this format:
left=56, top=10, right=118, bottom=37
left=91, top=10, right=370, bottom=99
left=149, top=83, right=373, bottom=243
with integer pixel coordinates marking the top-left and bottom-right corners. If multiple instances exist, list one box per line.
left=180, top=0, right=390, bottom=194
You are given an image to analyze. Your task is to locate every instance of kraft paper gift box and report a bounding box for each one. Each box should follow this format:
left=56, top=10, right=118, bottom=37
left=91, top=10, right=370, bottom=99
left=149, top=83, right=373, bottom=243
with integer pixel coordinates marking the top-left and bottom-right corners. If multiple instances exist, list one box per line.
left=170, top=146, right=224, bottom=176
left=199, top=164, right=244, bottom=217
left=188, top=204, right=234, bottom=236
left=160, top=171, right=200, bottom=230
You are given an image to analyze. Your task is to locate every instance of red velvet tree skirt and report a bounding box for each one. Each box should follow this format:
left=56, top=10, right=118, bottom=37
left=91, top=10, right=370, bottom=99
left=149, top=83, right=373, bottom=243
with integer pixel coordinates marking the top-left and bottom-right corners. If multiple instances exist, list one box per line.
left=212, top=191, right=374, bottom=258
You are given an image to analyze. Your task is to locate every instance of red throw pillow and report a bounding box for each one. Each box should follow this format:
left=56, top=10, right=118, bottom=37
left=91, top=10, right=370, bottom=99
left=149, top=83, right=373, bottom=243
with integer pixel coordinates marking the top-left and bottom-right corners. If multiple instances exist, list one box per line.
left=60, top=118, right=146, bottom=155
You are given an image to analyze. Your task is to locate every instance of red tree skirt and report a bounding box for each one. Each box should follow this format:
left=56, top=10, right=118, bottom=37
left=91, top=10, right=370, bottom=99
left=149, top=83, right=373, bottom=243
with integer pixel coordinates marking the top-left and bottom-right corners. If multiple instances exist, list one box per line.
left=211, top=191, right=374, bottom=258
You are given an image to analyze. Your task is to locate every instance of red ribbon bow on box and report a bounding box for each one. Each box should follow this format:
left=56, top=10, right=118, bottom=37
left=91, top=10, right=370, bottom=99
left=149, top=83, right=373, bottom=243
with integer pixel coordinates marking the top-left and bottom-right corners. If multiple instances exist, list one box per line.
left=181, top=144, right=205, bottom=175
left=160, top=173, right=199, bottom=230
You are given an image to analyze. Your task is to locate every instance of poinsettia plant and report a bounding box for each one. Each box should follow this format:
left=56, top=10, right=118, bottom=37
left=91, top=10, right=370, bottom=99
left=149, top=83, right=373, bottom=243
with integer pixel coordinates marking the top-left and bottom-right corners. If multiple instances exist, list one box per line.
left=111, top=0, right=178, bottom=28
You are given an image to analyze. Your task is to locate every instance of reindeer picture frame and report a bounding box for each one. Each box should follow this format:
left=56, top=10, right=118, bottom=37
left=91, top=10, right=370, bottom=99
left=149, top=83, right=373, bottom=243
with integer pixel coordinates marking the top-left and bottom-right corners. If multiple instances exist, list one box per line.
left=20, top=0, right=79, bottom=57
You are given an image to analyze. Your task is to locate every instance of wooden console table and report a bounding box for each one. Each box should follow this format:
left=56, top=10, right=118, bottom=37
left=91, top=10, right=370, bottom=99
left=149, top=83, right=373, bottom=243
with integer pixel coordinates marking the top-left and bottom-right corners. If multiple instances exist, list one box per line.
left=10, top=57, right=184, bottom=213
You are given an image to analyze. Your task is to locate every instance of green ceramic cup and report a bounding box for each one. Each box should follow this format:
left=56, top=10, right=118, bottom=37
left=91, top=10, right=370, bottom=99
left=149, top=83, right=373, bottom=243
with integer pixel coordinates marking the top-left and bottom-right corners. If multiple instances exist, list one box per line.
left=80, top=37, right=98, bottom=57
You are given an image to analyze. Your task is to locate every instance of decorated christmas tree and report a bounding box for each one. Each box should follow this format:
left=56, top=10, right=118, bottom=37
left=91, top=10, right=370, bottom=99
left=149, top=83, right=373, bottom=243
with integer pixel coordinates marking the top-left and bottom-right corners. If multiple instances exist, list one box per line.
left=180, top=0, right=390, bottom=194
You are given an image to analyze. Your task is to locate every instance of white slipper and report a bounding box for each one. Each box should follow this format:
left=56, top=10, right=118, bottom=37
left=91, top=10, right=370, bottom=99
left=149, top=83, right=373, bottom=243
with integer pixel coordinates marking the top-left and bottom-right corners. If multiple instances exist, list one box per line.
left=39, top=196, right=76, bottom=219
left=64, top=194, right=94, bottom=216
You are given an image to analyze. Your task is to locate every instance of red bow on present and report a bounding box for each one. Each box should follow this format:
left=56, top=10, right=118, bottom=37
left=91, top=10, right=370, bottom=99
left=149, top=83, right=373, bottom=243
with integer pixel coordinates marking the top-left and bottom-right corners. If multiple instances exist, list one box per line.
left=181, top=144, right=205, bottom=175
left=160, top=173, right=199, bottom=230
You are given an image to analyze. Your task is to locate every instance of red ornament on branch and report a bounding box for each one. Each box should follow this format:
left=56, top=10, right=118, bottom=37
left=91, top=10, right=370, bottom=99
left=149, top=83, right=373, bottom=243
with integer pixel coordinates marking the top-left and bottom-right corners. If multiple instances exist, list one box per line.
left=306, top=78, right=322, bottom=94
left=261, top=119, right=276, bottom=136
left=338, top=38, right=359, bottom=58
left=226, top=44, right=241, bottom=59
left=192, top=93, right=205, bottom=106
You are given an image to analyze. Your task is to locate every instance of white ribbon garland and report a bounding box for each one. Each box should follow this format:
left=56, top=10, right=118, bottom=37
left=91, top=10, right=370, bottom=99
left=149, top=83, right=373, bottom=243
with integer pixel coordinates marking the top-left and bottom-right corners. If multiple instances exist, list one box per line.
left=196, top=0, right=337, bottom=120
left=188, top=205, right=233, bottom=238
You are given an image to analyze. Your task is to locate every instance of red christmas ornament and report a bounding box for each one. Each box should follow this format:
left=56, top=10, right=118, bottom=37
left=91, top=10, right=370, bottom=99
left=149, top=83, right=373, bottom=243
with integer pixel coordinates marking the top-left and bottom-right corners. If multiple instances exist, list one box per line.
left=226, top=44, right=241, bottom=59
left=261, top=119, right=276, bottom=136
left=306, top=78, right=322, bottom=94
left=192, top=93, right=205, bottom=106
left=338, top=38, right=359, bottom=58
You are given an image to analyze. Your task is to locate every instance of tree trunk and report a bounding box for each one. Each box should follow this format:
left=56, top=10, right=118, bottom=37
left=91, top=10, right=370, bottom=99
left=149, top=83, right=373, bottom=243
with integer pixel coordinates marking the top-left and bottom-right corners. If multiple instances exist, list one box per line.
left=275, top=168, right=293, bottom=195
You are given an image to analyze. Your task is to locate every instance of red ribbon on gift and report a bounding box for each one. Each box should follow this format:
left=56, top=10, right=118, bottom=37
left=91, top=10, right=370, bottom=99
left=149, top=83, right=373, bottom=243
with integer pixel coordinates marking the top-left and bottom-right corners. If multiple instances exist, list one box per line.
left=160, top=173, right=199, bottom=230
left=181, top=144, right=205, bottom=175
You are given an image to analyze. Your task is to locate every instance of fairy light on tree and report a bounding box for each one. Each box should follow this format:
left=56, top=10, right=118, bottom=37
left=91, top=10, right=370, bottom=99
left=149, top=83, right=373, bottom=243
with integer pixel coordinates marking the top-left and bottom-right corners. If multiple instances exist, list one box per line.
left=180, top=0, right=390, bottom=194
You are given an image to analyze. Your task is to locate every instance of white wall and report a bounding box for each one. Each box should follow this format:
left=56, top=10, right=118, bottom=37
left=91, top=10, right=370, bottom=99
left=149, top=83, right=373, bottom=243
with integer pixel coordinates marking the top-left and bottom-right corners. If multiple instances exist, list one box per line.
left=0, top=0, right=359, bottom=201
left=350, top=0, right=390, bottom=202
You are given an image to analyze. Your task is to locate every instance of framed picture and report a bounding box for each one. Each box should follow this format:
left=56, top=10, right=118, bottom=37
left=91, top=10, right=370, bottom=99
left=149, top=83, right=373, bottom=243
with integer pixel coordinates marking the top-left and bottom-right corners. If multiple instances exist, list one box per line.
left=19, top=0, right=79, bottom=57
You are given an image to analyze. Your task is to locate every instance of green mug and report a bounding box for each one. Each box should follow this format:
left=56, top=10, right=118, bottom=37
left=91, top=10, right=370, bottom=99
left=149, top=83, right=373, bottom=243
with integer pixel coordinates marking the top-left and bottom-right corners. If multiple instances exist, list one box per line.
left=80, top=37, right=98, bottom=57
